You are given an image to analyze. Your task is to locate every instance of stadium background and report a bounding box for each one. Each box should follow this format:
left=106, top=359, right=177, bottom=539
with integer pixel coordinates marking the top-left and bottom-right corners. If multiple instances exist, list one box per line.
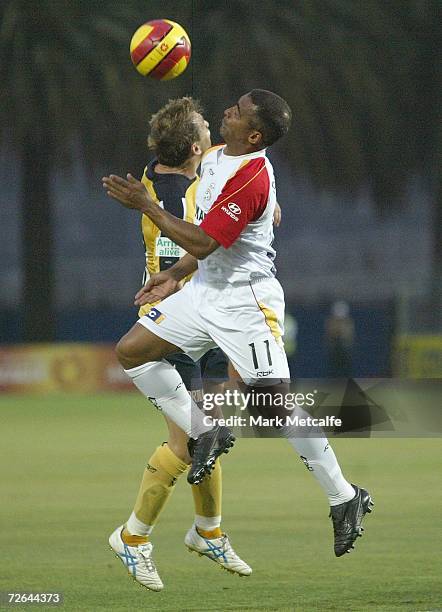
left=0, top=1, right=441, bottom=611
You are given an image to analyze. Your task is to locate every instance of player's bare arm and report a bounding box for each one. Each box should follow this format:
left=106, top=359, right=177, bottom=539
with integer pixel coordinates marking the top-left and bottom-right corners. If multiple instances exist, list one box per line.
left=102, top=173, right=219, bottom=259
left=273, top=201, right=282, bottom=227
left=134, top=254, right=198, bottom=306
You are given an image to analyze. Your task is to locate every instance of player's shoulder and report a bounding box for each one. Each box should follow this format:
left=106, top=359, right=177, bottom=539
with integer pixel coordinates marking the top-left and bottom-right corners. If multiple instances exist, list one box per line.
left=142, top=158, right=196, bottom=201
left=142, top=158, right=158, bottom=183
left=238, top=154, right=267, bottom=172
left=201, top=144, right=224, bottom=162
left=230, top=153, right=270, bottom=185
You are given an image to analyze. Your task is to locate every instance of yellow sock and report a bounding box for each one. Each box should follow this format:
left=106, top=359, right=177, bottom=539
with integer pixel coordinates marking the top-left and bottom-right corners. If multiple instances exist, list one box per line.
left=121, top=529, right=149, bottom=545
left=191, top=458, right=222, bottom=532
left=132, top=444, right=188, bottom=528
left=196, top=526, right=223, bottom=539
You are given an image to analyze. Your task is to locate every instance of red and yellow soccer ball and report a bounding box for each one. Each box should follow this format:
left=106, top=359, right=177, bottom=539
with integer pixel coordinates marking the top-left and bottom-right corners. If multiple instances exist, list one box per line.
left=130, top=19, right=191, bottom=80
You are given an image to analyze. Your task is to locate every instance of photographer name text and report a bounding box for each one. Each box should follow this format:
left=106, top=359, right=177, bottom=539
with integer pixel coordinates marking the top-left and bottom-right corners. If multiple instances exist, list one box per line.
left=203, top=415, right=342, bottom=428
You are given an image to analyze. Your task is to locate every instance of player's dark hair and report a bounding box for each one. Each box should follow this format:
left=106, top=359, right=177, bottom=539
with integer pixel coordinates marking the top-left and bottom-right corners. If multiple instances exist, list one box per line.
left=148, top=97, right=204, bottom=167
left=248, top=89, right=292, bottom=147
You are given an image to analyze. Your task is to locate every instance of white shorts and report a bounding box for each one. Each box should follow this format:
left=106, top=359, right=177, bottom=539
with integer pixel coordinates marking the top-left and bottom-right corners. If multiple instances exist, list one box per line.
left=137, top=274, right=290, bottom=384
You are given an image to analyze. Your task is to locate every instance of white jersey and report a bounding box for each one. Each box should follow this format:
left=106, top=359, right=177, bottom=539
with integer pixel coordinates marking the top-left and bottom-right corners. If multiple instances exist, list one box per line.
left=195, top=145, right=277, bottom=284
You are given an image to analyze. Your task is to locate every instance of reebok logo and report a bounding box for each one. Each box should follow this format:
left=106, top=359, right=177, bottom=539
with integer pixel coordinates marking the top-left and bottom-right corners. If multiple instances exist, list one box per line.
left=221, top=202, right=241, bottom=221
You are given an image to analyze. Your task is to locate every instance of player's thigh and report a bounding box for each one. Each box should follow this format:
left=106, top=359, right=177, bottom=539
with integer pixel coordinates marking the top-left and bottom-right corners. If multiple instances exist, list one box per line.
left=198, top=348, right=229, bottom=418
left=137, top=281, right=216, bottom=361
left=207, top=280, right=290, bottom=384
left=200, top=348, right=229, bottom=385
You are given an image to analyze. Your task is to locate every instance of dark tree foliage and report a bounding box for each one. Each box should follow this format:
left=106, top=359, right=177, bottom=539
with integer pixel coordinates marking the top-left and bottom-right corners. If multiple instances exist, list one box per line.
left=1, top=1, right=440, bottom=339
left=194, top=0, right=441, bottom=294
left=194, top=1, right=439, bottom=203
left=0, top=0, right=193, bottom=340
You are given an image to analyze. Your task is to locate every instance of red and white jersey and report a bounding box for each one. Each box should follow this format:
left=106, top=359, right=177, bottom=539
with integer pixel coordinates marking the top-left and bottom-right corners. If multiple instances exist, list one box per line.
left=195, top=145, right=277, bottom=284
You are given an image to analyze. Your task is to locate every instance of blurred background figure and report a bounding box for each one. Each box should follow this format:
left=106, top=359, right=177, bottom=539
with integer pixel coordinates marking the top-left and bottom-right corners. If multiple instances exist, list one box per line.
left=325, top=301, right=355, bottom=378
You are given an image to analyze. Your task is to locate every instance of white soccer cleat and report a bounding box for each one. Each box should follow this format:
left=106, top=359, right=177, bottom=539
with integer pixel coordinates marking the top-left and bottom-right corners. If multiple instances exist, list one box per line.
left=184, top=524, right=252, bottom=576
left=108, top=525, right=163, bottom=591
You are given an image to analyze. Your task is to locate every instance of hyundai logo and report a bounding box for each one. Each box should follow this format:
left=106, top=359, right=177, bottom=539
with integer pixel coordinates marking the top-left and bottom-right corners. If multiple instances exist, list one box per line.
left=228, top=202, right=241, bottom=215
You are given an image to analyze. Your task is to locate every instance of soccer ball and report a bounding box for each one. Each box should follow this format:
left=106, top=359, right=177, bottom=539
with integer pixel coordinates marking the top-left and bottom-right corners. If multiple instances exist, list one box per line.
left=130, top=19, right=191, bottom=80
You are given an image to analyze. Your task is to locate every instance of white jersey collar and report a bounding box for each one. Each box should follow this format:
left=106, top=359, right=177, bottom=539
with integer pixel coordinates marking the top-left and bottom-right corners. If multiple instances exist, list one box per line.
left=220, top=146, right=267, bottom=161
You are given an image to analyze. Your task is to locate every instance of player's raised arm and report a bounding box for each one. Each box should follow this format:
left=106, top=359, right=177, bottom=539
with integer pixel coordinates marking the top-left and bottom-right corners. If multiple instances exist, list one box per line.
left=102, top=173, right=219, bottom=259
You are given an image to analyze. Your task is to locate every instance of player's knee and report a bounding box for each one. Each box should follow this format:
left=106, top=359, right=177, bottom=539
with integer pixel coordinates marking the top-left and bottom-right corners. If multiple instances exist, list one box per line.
left=116, top=334, right=153, bottom=369
left=115, top=337, right=133, bottom=368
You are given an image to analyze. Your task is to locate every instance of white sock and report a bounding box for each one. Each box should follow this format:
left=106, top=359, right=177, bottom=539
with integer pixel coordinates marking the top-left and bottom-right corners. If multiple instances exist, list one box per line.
left=281, top=409, right=355, bottom=506
left=194, top=514, right=222, bottom=531
left=126, top=511, right=153, bottom=537
left=125, top=359, right=213, bottom=438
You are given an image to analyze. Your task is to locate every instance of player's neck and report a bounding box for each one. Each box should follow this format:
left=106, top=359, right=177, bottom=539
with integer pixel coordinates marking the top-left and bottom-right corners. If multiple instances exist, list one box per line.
left=223, top=143, right=261, bottom=156
left=155, top=160, right=198, bottom=179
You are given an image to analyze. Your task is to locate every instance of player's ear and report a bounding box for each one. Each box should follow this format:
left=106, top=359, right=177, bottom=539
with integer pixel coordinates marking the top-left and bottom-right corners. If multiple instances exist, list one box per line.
left=248, top=130, right=263, bottom=147
left=191, top=142, right=202, bottom=156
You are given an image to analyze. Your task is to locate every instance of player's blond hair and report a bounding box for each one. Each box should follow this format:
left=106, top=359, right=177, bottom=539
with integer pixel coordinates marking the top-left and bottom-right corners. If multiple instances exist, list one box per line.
left=148, top=97, right=204, bottom=167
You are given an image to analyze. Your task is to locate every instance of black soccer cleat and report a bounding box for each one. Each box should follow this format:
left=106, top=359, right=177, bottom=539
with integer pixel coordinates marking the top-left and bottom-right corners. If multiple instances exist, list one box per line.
left=329, top=484, right=374, bottom=557
left=187, top=425, right=235, bottom=485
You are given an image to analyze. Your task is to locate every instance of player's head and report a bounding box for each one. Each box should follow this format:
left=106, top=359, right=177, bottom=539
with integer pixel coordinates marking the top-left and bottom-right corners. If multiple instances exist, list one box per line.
left=220, top=90, right=292, bottom=150
left=148, top=97, right=211, bottom=168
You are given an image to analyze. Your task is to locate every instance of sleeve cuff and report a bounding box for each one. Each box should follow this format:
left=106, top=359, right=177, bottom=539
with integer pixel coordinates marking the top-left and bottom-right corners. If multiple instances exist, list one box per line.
left=200, top=223, right=233, bottom=249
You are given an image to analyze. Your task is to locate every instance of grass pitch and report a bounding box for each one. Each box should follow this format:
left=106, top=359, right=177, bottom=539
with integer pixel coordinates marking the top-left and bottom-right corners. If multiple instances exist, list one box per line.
left=1, top=393, right=441, bottom=611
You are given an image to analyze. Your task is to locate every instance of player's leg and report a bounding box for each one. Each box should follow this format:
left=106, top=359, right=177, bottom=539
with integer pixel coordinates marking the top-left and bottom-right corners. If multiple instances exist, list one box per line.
left=122, top=353, right=200, bottom=540
left=121, top=348, right=227, bottom=549
left=109, top=412, right=190, bottom=591
left=186, top=348, right=252, bottom=576
left=190, top=348, right=229, bottom=533
left=114, top=353, right=197, bottom=549
left=120, top=281, right=236, bottom=483
left=207, top=279, right=354, bottom=504
left=125, top=416, right=191, bottom=540
left=206, top=279, right=373, bottom=555
left=110, top=351, right=200, bottom=590
left=113, top=347, right=249, bottom=581
left=115, top=284, right=220, bottom=441
left=173, top=348, right=227, bottom=533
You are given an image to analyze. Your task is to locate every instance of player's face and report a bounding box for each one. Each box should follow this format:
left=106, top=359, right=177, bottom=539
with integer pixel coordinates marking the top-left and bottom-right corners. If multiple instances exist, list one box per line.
left=220, top=94, right=261, bottom=146
left=193, top=112, right=211, bottom=154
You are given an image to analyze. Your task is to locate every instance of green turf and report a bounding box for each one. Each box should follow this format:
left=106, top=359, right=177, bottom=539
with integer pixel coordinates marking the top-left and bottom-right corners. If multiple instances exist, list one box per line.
left=0, top=394, right=441, bottom=611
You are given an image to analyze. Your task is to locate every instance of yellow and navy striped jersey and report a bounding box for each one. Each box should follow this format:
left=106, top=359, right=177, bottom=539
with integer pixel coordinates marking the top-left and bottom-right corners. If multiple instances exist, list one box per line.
left=139, top=159, right=198, bottom=315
